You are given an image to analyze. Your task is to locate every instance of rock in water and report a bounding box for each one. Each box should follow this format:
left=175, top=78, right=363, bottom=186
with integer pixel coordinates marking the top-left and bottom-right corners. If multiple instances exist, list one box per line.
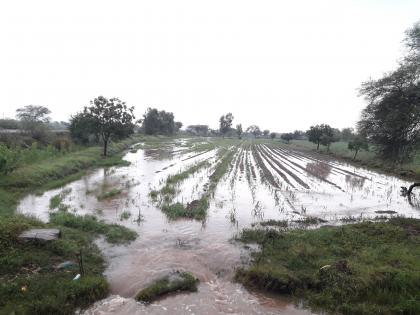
left=19, top=228, right=61, bottom=242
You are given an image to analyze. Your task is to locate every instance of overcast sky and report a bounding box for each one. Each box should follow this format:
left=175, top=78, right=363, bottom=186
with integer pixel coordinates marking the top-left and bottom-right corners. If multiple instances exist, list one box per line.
left=1, top=0, right=419, bottom=132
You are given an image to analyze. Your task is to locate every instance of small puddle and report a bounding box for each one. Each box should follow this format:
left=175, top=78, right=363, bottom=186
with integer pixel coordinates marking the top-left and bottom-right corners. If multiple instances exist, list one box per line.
left=17, top=139, right=419, bottom=315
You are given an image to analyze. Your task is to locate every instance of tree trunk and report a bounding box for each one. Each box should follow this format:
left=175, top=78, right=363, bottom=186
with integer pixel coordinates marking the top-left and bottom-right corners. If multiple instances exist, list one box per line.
left=353, top=150, right=358, bottom=160
left=103, top=139, right=108, bottom=156
left=317, top=142, right=320, bottom=150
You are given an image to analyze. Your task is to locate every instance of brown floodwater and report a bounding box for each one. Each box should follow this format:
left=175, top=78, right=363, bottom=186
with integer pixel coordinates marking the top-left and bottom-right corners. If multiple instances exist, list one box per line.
left=17, top=140, right=419, bottom=315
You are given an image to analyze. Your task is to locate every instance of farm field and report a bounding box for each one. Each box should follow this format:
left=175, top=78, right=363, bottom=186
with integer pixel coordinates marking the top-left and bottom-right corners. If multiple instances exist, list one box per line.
left=15, top=137, right=420, bottom=315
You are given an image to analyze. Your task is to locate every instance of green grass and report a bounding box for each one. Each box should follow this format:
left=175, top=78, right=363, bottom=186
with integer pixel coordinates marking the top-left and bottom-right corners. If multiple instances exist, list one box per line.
left=235, top=217, right=420, bottom=315
left=120, top=211, right=131, bottom=221
left=135, top=271, right=198, bottom=303
left=0, top=215, right=108, bottom=314
left=96, top=188, right=123, bottom=200
left=49, top=212, right=137, bottom=244
left=49, top=188, right=72, bottom=210
left=162, top=198, right=209, bottom=220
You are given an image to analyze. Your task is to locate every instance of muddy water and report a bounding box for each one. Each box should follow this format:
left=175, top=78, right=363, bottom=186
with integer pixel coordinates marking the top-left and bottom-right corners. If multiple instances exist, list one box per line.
left=17, top=141, right=419, bottom=315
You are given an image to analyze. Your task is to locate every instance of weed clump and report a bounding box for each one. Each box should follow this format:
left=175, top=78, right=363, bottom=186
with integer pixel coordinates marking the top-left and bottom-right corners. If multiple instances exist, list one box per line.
left=161, top=198, right=209, bottom=221
left=96, top=188, right=123, bottom=200
left=49, top=212, right=137, bottom=244
left=136, top=271, right=198, bottom=303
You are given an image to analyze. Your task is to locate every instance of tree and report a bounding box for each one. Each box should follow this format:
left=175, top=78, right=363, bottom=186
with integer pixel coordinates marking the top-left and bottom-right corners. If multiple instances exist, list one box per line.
left=341, top=128, right=355, bottom=141
left=175, top=122, right=183, bottom=132
left=16, top=105, right=51, bottom=141
left=358, top=21, right=420, bottom=163
left=306, top=125, right=323, bottom=150
left=69, top=112, right=100, bottom=145
left=83, top=96, right=135, bottom=156
left=236, top=124, right=243, bottom=139
left=319, top=125, right=336, bottom=151
left=142, top=108, right=175, bottom=135
left=16, top=105, right=51, bottom=124
left=270, top=132, right=276, bottom=140
left=263, top=129, right=270, bottom=137
left=293, top=130, right=305, bottom=140
left=219, top=113, right=234, bottom=137
left=348, top=135, right=369, bottom=160
left=306, top=124, right=334, bottom=150
left=186, top=125, right=209, bottom=136
left=280, top=133, right=294, bottom=143
left=246, top=125, right=261, bottom=138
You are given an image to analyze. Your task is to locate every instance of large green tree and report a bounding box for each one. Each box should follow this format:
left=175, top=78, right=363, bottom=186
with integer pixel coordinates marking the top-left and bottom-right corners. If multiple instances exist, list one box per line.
left=306, top=124, right=334, bottom=150
left=81, top=96, right=135, bottom=156
left=142, top=108, right=175, bottom=135
left=358, top=21, right=420, bottom=163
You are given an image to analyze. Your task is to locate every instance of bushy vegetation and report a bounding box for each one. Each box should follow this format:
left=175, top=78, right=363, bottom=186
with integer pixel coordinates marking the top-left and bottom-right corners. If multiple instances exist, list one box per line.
left=142, top=107, right=180, bottom=135
left=236, top=218, right=420, bottom=315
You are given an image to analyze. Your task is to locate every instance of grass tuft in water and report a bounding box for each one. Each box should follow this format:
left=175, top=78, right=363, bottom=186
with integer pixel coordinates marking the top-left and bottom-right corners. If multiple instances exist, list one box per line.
left=49, top=212, right=137, bottom=244
left=135, top=271, right=198, bottom=303
left=96, top=188, right=123, bottom=200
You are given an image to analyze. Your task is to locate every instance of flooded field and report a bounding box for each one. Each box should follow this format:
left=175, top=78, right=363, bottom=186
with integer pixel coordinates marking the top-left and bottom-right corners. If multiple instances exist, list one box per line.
left=17, top=138, right=419, bottom=315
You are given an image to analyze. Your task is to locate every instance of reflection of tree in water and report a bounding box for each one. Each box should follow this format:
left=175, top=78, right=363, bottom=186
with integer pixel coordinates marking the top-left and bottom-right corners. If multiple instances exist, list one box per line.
left=252, top=201, right=264, bottom=220
left=345, top=175, right=366, bottom=190
left=305, top=162, right=331, bottom=179
left=144, top=148, right=173, bottom=160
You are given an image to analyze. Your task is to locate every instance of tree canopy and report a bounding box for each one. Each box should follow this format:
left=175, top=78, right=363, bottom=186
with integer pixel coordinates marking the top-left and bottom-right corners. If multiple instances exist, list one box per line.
left=307, top=124, right=334, bottom=150
left=246, top=125, right=261, bottom=138
left=219, top=113, right=234, bottom=137
left=142, top=108, right=176, bottom=135
left=358, top=21, right=420, bottom=163
left=71, top=96, right=135, bottom=156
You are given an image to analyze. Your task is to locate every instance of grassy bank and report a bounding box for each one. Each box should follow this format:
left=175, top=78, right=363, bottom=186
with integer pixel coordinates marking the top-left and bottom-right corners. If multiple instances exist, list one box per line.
left=285, top=140, right=420, bottom=180
left=0, top=136, right=142, bottom=314
left=235, top=218, right=420, bottom=315
left=0, top=215, right=109, bottom=314
left=0, top=136, right=141, bottom=216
